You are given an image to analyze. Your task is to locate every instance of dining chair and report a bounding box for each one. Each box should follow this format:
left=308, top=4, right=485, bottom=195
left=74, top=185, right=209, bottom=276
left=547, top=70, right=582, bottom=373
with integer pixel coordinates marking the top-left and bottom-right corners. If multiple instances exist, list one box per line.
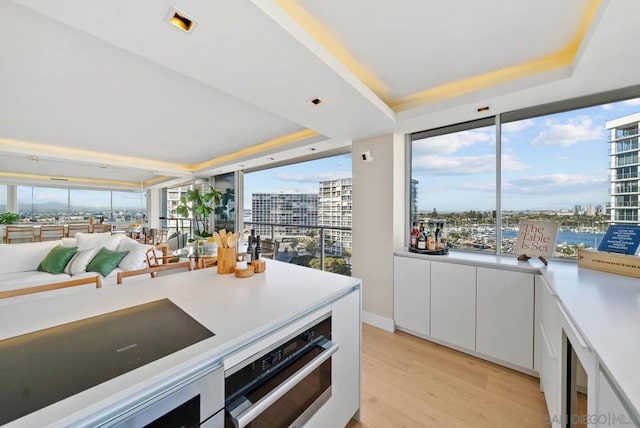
left=67, top=223, right=90, bottom=237
left=91, top=224, right=112, bottom=233
left=117, top=248, right=192, bottom=283
left=39, top=225, right=65, bottom=242
left=5, top=225, right=35, bottom=244
left=260, top=238, right=278, bottom=259
left=0, top=276, right=101, bottom=300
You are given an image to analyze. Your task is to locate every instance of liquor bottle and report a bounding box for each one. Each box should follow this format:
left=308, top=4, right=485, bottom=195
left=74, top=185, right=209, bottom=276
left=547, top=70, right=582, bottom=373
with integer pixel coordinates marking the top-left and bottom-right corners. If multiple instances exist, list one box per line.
left=254, top=236, right=262, bottom=260
left=410, top=222, right=420, bottom=248
left=427, top=224, right=436, bottom=250
left=435, top=223, right=441, bottom=249
left=417, top=223, right=426, bottom=250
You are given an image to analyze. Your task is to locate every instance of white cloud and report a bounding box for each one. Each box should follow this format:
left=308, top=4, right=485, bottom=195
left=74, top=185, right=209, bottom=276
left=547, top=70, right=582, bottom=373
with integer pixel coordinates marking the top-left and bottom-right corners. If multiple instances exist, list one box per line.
left=532, top=116, right=603, bottom=147
left=413, top=129, right=492, bottom=156
left=623, top=98, right=640, bottom=106
left=601, top=103, right=614, bottom=110
left=275, top=171, right=350, bottom=183
left=503, top=173, right=608, bottom=196
left=502, top=119, right=535, bottom=133
left=412, top=153, right=527, bottom=176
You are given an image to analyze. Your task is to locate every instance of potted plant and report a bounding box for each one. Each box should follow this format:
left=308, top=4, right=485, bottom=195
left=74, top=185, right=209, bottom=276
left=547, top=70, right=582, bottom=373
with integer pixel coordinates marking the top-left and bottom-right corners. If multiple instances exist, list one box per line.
left=0, top=212, right=19, bottom=225
left=176, top=188, right=222, bottom=238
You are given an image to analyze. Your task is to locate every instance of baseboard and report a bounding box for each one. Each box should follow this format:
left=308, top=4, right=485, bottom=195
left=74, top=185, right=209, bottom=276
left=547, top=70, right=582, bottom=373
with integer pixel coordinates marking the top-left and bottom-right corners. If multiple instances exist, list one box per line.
left=362, top=310, right=394, bottom=332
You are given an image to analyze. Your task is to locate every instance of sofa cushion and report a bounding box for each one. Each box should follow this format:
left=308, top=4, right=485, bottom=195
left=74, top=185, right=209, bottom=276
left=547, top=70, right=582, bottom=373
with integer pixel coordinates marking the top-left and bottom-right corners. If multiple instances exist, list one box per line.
left=86, top=247, right=129, bottom=277
left=0, top=240, right=63, bottom=275
left=38, top=246, right=78, bottom=274
left=76, top=232, right=123, bottom=251
left=64, top=247, right=99, bottom=275
left=62, top=237, right=78, bottom=247
left=117, top=237, right=151, bottom=271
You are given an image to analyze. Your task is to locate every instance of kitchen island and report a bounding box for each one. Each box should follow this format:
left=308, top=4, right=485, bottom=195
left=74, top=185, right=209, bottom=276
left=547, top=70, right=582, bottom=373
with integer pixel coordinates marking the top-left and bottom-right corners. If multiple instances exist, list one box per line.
left=0, top=260, right=361, bottom=427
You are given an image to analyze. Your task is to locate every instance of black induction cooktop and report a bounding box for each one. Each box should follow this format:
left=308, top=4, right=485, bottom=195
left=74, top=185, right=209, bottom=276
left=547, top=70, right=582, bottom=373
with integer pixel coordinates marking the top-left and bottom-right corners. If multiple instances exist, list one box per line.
left=0, top=299, right=214, bottom=425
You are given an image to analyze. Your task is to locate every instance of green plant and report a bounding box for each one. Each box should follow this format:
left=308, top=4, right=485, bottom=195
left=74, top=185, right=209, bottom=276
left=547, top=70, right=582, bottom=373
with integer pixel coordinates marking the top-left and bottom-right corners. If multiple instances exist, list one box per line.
left=176, top=188, right=222, bottom=237
left=0, top=212, right=19, bottom=225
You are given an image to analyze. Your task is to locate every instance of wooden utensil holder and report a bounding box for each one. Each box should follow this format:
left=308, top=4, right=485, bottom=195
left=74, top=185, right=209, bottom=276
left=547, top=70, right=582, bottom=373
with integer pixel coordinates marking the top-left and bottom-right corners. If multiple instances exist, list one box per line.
left=217, top=247, right=237, bottom=274
left=251, top=260, right=266, bottom=273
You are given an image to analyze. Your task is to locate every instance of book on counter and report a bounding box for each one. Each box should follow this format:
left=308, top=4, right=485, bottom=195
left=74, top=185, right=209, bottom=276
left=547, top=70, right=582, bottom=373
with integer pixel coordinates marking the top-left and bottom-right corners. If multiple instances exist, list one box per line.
left=514, top=220, right=559, bottom=259
left=597, top=225, right=640, bottom=255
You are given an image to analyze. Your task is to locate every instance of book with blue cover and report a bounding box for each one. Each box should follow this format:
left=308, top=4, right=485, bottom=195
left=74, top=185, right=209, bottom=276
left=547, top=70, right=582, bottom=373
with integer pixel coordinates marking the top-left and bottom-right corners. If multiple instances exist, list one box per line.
left=597, top=225, right=640, bottom=255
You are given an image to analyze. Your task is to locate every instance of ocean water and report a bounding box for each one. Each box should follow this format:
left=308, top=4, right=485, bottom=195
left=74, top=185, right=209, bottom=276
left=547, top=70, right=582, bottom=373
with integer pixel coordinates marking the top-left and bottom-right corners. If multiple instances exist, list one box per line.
left=501, top=229, right=604, bottom=247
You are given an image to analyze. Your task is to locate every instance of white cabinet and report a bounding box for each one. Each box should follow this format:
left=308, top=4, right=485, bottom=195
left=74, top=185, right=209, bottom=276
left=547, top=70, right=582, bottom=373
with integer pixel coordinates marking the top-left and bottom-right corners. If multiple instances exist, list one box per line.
left=476, top=267, right=534, bottom=369
left=430, top=261, right=476, bottom=350
left=307, top=289, right=361, bottom=428
left=538, top=276, right=561, bottom=427
left=393, top=256, right=430, bottom=336
left=597, top=367, right=635, bottom=427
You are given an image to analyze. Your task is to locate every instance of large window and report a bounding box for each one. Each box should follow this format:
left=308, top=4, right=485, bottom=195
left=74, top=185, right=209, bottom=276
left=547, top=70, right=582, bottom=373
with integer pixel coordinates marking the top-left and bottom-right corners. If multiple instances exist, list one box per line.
left=410, top=89, right=640, bottom=259
left=244, top=153, right=352, bottom=275
left=0, top=185, right=6, bottom=212
left=15, top=185, right=146, bottom=225
left=411, top=119, right=496, bottom=252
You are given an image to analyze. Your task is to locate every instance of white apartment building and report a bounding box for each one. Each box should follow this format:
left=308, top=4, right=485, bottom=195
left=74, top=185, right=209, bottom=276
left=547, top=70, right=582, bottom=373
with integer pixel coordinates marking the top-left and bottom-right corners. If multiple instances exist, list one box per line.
left=606, top=112, right=640, bottom=225
left=318, top=178, right=352, bottom=256
left=251, top=193, right=318, bottom=238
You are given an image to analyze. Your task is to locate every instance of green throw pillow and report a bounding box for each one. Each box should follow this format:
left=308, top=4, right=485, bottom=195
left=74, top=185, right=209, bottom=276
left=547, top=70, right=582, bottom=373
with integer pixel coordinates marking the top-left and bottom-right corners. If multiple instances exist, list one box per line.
left=86, top=247, right=129, bottom=277
left=38, top=246, right=78, bottom=274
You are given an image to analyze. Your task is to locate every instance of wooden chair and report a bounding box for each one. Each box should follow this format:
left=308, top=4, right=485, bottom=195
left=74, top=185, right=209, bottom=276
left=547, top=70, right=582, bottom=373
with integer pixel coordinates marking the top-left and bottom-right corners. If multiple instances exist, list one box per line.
left=116, top=248, right=192, bottom=284
left=91, top=223, right=112, bottom=233
left=0, top=276, right=101, bottom=300
left=39, top=225, right=65, bottom=242
left=67, top=223, right=90, bottom=237
left=260, top=238, right=278, bottom=259
left=5, top=225, right=35, bottom=244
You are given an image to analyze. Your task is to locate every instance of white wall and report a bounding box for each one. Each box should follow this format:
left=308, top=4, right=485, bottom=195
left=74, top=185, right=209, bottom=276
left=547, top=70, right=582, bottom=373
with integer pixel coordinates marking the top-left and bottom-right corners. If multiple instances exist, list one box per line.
left=352, top=134, right=406, bottom=330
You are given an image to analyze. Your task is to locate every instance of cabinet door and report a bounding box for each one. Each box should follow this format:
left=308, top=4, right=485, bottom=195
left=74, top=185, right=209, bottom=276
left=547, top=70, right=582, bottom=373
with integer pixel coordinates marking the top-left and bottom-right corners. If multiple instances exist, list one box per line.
left=393, top=256, right=430, bottom=335
left=540, top=322, right=561, bottom=427
left=430, top=261, right=476, bottom=350
left=597, top=367, right=635, bottom=427
left=476, top=268, right=534, bottom=369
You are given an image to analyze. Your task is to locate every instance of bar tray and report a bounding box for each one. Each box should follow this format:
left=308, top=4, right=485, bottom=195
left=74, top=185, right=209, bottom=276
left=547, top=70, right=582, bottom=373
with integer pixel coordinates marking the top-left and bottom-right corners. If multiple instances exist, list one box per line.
left=408, top=247, right=449, bottom=255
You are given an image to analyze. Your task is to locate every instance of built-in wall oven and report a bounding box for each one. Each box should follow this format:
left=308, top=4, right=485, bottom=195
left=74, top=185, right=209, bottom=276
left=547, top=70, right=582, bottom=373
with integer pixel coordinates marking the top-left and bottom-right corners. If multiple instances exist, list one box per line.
left=224, top=314, right=337, bottom=428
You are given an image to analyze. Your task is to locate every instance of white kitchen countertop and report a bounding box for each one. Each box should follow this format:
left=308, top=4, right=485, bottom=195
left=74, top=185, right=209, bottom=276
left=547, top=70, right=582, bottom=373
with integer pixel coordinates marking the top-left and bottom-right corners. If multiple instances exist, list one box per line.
left=0, top=260, right=361, bottom=427
left=395, top=248, right=640, bottom=421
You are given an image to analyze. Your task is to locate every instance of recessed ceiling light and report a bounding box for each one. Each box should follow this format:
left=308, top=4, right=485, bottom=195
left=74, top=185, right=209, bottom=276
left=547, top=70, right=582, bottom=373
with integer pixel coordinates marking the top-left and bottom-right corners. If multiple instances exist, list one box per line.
left=476, top=105, right=490, bottom=113
left=310, top=147, right=316, bottom=151
left=50, top=177, right=68, bottom=182
left=100, top=164, right=110, bottom=169
left=309, top=98, right=323, bottom=106
left=168, top=8, right=197, bottom=33
left=268, top=157, right=275, bottom=161
left=29, top=155, right=40, bottom=161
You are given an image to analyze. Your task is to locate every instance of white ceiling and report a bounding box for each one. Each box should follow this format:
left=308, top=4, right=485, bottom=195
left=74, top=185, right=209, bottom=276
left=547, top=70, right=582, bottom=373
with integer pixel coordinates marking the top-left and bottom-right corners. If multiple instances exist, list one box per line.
left=1, top=0, right=639, bottom=189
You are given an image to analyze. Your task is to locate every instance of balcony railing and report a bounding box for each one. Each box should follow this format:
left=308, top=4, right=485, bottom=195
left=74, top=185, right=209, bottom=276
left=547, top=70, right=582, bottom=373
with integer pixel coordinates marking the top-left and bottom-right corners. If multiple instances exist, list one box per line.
left=244, top=221, right=352, bottom=275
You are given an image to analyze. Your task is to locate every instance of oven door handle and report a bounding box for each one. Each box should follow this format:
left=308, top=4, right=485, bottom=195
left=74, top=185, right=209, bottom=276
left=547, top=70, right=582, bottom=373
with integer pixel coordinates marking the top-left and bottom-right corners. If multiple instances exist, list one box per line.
left=229, top=338, right=339, bottom=428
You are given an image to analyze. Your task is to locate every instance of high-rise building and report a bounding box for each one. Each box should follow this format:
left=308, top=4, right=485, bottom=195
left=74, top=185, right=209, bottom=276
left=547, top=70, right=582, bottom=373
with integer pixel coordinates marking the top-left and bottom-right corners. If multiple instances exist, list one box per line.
left=318, top=178, right=352, bottom=256
left=606, top=113, right=640, bottom=225
left=251, top=193, right=318, bottom=238
left=410, top=179, right=418, bottom=227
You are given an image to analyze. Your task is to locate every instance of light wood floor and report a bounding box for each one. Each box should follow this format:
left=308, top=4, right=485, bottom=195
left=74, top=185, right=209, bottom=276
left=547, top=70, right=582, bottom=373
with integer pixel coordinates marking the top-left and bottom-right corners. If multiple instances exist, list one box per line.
left=346, top=324, right=551, bottom=428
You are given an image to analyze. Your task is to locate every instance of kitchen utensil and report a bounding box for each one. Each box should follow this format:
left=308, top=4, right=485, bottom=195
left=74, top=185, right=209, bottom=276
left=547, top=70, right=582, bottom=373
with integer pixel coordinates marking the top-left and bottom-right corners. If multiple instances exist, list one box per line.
left=227, top=232, right=239, bottom=248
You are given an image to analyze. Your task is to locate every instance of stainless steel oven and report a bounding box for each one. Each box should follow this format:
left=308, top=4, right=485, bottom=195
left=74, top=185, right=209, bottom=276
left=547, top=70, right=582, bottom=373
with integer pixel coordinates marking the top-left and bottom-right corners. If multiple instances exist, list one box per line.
left=224, top=314, right=336, bottom=428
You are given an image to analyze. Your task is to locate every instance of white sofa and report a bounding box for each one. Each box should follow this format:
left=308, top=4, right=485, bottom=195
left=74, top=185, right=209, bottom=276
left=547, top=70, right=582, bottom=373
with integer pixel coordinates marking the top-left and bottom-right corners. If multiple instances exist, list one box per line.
left=0, top=232, right=156, bottom=295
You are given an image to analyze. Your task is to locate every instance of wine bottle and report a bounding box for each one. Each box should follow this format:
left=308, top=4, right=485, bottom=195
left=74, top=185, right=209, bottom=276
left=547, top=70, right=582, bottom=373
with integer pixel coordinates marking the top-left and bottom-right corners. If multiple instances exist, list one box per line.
left=427, top=224, right=436, bottom=250
left=417, top=223, right=426, bottom=250
left=410, top=222, right=420, bottom=248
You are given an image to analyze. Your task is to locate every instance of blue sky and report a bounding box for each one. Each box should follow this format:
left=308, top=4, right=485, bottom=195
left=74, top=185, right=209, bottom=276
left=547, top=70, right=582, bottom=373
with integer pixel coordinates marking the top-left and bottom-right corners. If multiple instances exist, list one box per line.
left=412, top=97, right=640, bottom=212
left=244, top=153, right=352, bottom=208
